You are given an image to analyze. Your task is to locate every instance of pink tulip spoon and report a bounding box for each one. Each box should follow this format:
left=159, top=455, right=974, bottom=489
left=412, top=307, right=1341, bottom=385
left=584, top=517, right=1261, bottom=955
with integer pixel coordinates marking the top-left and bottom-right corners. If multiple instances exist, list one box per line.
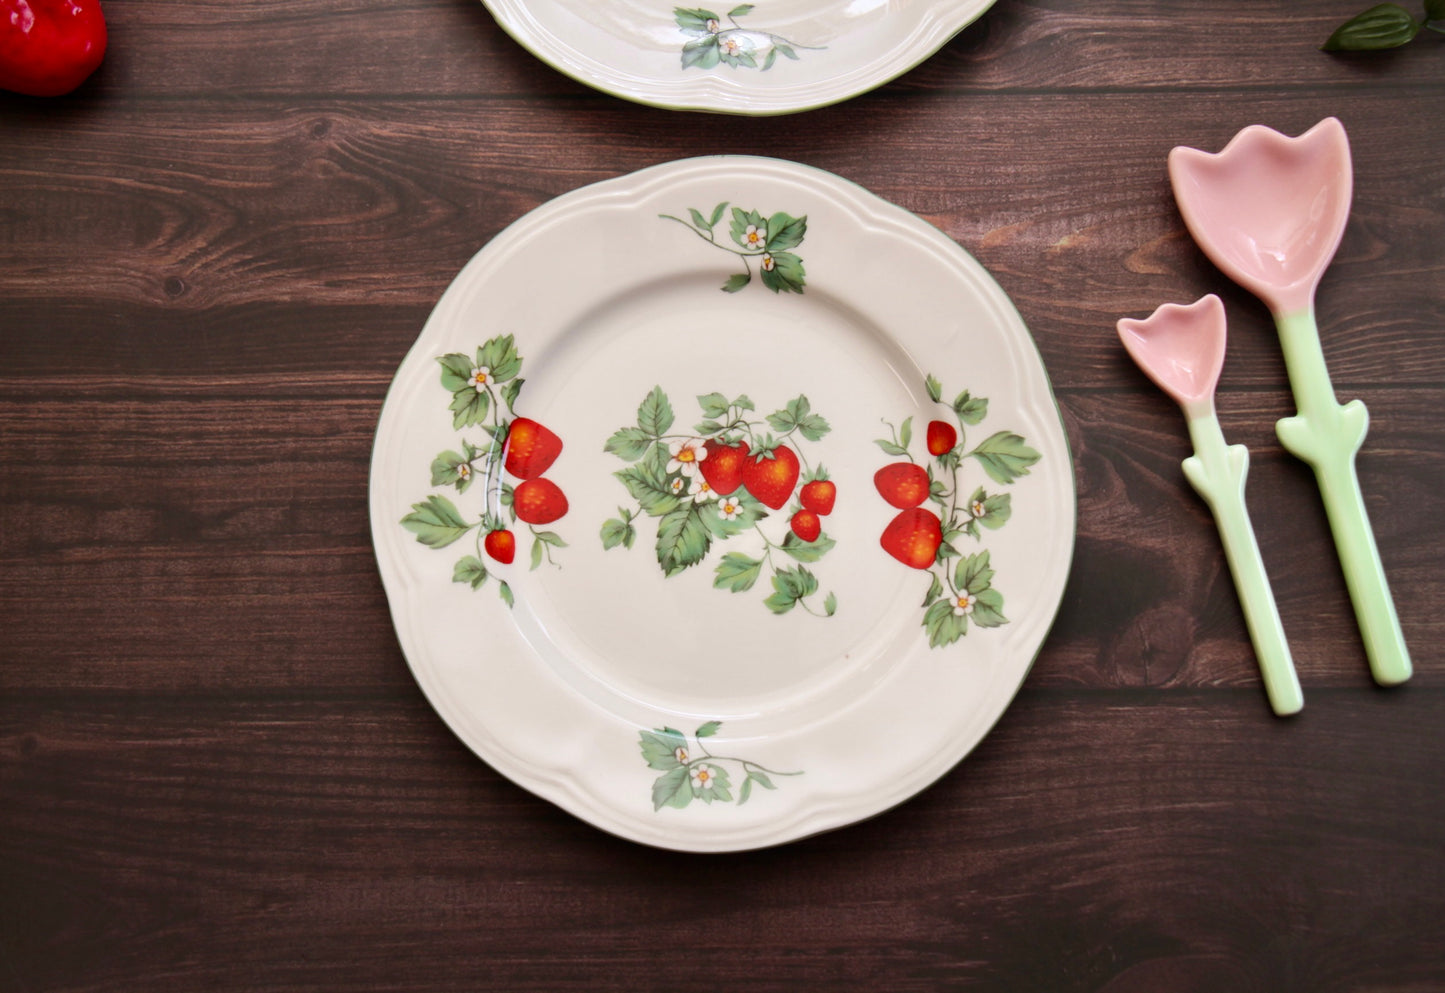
left=1119, top=296, right=1303, bottom=716
left=1169, top=118, right=1410, bottom=687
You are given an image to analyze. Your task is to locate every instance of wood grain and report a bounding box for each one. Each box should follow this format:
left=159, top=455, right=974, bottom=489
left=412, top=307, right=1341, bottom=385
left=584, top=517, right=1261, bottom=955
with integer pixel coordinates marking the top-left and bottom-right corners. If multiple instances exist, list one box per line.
left=2, top=0, right=1442, bottom=989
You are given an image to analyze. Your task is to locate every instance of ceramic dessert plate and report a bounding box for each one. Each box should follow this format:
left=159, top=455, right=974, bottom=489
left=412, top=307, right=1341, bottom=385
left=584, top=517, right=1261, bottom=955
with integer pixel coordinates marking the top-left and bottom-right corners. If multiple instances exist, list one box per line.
left=479, top=0, right=998, bottom=114
left=370, top=156, right=1074, bottom=852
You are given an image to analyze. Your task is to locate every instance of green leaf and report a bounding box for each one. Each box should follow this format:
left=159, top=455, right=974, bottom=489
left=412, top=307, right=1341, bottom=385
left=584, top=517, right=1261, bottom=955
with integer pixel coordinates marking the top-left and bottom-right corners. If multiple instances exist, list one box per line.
left=953, top=390, right=988, bottom=425
left=971, top=587, right=1008, bottom=628
left=762, top=47, right=777, bottom=71
left=697, top=392, right=731, bottom=419
left=732, top=394, right=755, bottom=412
left=709, top=201, right=729, bottom=227
left=970, top=431, right=1041, bottom=484
left=615, top=466, right=680, bottom=517
left=924, top=599, right=968, bottom=648
left=874, top=438, right=909, bottom=457
left=925, top=374, right=943, bottom=403
left=652, top=766, right=693, bottom=810
left=674, top=7, right=719, bottom=32
left=496, top=580, right=514, bottom=608
left=437, top=353, right=473, bottom=392
left=721, top=272, right=751, bottom=293
left=637, top=386, right=675, bottom=436
left=692, top=764, right=732, bottom=804
left=534, top=530, right=567, bottom=548
left=971, top=488, right=1013, bottom=530
left=714, top=551, right=764, bottom=592
left=728, top=3, right=754, bottom=15
left=529, top=536, right=544, bottom=571
left=448, top=386, right=489, bottom=429
left=955, top=550, right=995, bottom=594
left=797, top=414, right=830, bottom=442
left=501, top=377, right=524, bottom=413
left=823, top=592, right=837, bottom=616
left=452, top=555, right=488, bottom=590
left=605, top=426, right=653, bottom=461
left=703, top=492, right=768, bottom=538
left=922, top=572, right=944, bottom=607
left=730, top=207, right=766, bottom=249
left=759, top=251, right=806, bottom=294
left=430, top=449, right=472, bottom=491
left=656, top=505, right=712, bottom=576
left=401, top=495, right=472, bottom=548
left=688, top=207, right=711, bottom=231
left=899, top=416, right=913, bottom=451
left=600, top=517, right=634, bottom=551
left=639, top=727, right=688, bottom=770
left=775, top=43, right=798, bottom=60
left=779, top=531, right=836, bottom=563
left=764, top=212, right=807, bottom=253
left=739, top=775, right=754, bottom=805
left=681, top=35, right=721, bottom=69
left=693, top=419, right=725, bottom=436
left=695, top=720, right=722, bottom=738
left=476, top=334, right=522, bottom=384
left=1322, top=3, right=1420, bottom=49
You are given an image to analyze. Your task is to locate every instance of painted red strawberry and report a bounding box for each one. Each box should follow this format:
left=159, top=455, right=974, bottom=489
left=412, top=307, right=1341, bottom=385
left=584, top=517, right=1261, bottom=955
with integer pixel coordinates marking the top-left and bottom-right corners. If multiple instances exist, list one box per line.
left=483, top=529, right=516, bottom=564
left=790, top=509, right=821, bottom=543
left=880, top=508, right=942, bottom=569
left=741, top=444, right=800, bottom=510
left=800, top=479, right=836, bottom=516
left=699, top=439, right=749, bottom=496
left=874, top=463, right=929, bottom=509
left=503, top=417, right=563, bottom=480
left=927, top=420, right=957, bottom=457
left=512, top=478, right=568, bottom=524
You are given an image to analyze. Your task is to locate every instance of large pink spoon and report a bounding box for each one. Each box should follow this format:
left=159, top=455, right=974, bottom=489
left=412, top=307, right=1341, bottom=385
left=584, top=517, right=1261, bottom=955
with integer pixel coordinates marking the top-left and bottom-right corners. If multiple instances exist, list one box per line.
left=1169, top=118, right=1410, bottom=687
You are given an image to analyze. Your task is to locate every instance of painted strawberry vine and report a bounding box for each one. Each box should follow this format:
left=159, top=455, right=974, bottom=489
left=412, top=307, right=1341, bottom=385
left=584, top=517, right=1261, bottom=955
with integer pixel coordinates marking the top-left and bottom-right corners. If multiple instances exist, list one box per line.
left=602, top=388, right=838, bottom=617
left=400, top=334, right=571, bottom=605
left=874, top=376, right=1041, bottom=648
left=639, top=720, right=801, bottom=810
left=674, top=5, right=823, bottom=72
left=659, top=201, right=807, bottom=294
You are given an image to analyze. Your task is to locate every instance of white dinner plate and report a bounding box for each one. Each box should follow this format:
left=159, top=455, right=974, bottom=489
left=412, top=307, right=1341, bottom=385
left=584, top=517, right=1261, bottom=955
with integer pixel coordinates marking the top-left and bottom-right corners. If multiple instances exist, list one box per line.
left=370, top=156, right=1074, bottom=851
left=480, top=0, right=998, bottom=114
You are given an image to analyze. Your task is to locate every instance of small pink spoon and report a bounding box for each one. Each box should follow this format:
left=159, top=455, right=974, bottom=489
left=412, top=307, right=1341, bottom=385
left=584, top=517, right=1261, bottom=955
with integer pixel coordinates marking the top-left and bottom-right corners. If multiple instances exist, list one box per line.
left=1119, top=295, right=1302, bottom=716
left=1169, top=118, right=1410, bottom=687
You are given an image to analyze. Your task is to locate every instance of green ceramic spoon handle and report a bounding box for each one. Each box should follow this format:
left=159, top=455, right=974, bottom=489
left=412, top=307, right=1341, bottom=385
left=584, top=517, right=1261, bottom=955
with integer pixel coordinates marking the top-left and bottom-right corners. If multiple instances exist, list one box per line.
left=1274, top=309, right=1411, bottom=686
left=1183, top=415, right=1303, bottom=716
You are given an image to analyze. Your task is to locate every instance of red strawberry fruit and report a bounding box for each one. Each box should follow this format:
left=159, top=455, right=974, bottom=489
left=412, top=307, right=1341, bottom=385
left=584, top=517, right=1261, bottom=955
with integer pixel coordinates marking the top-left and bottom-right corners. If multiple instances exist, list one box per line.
left=699, top=439, right=749, bottom=496
left=512, top=478, right=568, bottom=524
left=926, top=420, right=957, bottom=457
left=503, top=417, right=563, bottom=480
left=800, top=479, right=836, bottom=516
left=874, top=463, right=929, bottom=509
left=483, top=529, right=516, bottom=564
left=741, top=444, right=800, bottom=510
left=790, top=509, right=821, bottom=543
left=880, top=508, right=942, bottom=569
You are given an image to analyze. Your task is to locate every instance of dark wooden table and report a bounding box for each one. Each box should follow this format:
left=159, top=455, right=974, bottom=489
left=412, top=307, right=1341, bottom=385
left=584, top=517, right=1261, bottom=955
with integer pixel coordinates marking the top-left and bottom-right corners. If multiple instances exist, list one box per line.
left=3, top=2, right=1442, bottom=989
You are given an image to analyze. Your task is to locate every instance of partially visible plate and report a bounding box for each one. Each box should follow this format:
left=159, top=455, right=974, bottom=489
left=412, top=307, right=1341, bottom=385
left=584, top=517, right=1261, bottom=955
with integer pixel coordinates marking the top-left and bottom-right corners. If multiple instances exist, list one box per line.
left=480, top=0, right=997, bottom=114
left=370, top=156, right=1074, bottom=851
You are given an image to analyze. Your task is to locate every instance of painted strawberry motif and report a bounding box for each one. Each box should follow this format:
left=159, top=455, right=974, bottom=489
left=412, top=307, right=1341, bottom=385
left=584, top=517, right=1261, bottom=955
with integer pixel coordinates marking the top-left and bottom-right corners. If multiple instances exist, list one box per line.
left=512, top=478, right=568, bottom=525
left=926, top=420, right=957, bottom=457
left=503, top=417, right=563, bottom=480
left=790, top=509, right=821, bottom=543
left=880, top=508, right=942, bottom=570
left=483, top=529, right=516, bottom=564
left=741, top=444, right=800, bottom=510
left=874, top=463, right=929, bottom=509
left=699, top=439, right=749, bottom=496
left=800, top=479, right=836, bottom=516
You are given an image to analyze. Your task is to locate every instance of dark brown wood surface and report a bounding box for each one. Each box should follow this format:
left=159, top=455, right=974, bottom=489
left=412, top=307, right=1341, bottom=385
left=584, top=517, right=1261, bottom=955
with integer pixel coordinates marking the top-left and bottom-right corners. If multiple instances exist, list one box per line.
left=3, top=1, right=1441, bottom=989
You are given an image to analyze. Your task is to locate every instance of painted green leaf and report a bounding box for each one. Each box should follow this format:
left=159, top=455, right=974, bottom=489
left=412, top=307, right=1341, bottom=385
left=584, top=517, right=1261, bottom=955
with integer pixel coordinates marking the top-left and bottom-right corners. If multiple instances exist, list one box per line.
left=600, top=516, right=635, bottom=551
left=430, top=449, right=471, bottom=491
left=760, top=251, right=806, bottom=294
left=616, top=465, right=681, bottom=517
left=899, top=416, right=913, bottom=450
left=674, top=7, right=718, bottom=32
left=708, top=201, right=729, bottom=228
left=694, top=419, right=725, bottom=435
left=970, top=431, right=1041, bottom=484
left=779, top=531, right=835, bottom=563
left=732, top=394, right=755, bottom=412
left=971, top=587, right=1008, bottom=628
left=922, top=571, right=944, bottom=607
left=695, top=720, right=722, bottom=738
left=476, top=335, right=522, bottom=384
left=823, top=592, right=837, bottom=616
left=452, top=555, right=488, bottom=590
left=401, top=495, right=472, bottom=548
left=704, top=492, right=768, bottom=538
left=605, top=427, right=653, bottom=460
left=721, top=272, right=751, bottom=293
left=924, top=599, right=969, bottom=648
left=955, top=550, right=995, bottom=594
left=697, top=392, right=731, bottom=419
left=714, top=551, right=764, bottom=592
left=774, top=43, right=798, bottom=60
left=501, top=377, right=524, bottom=413
left=762, top=47, right=778, bottom=71
left=728, top=3, right=754, bottom=15
left=925, top=374, right=943, bottom=403
left=972, top=488, right=1012, bottom=530
left=448, top=386, right=488, bottom=429
left=681, top=35, right=721, bottom=69
left=764, top=212, right=806, bottom=253
left=656, top=505, right=712, bottom=576
left=1322, top=3, right=1420, bottom=49
left=652, top=765, right=693, bottom=810
left=953, top=390, right=988, bottom=425
left=497, top=580, right=514, bottom=608
left=639, top=727, right=688, bottom=771
left=875, top=438, right=908, bottom=457
left=693, top=763, right=733, bottom=803
left=688, top=207, right=711, bottom=231
left=437, top=353, right=473, bottom=392
left=637, top=386, right=675, bottom=436
left=730, top=207, right=766, bottom=249
left=529, top=537, right=544, bottom=571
